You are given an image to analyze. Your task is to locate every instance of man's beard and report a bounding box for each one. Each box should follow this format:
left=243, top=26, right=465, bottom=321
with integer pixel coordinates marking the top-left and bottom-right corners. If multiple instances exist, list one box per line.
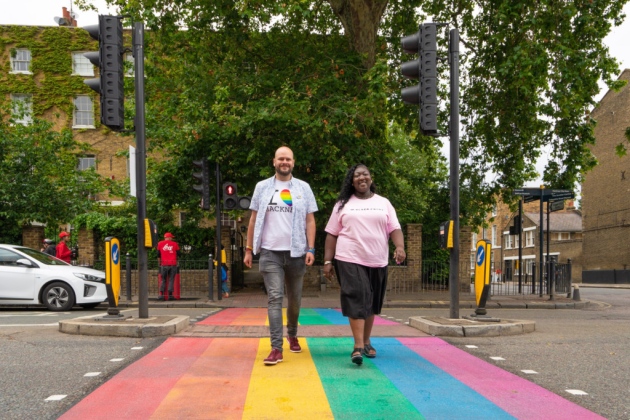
left=276, top=166, right=292, bottom=176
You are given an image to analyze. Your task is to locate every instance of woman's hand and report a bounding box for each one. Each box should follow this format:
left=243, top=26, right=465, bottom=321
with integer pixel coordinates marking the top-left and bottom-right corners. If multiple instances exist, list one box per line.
left=323, top=263, right=334, bottom=280
left=394, top=247, right=406, bottom=265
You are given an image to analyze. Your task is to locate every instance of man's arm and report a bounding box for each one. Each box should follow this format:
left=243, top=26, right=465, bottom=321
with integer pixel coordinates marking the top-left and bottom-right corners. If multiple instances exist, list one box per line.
left=305, top=212, right=316, bottom=266
left=243, top=210, right=257, bottom=268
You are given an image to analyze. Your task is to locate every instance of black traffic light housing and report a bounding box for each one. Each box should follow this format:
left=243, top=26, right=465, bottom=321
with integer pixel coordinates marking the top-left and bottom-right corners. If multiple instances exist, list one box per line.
left=222, top=182, right=251, bottom=210
left=192, top=158, right=211, bottom=210
left=83, top=15, right=125, bottom=131
left=401, top=23, right=438, bottom=136
left=509, top=215, right=522, bottom=235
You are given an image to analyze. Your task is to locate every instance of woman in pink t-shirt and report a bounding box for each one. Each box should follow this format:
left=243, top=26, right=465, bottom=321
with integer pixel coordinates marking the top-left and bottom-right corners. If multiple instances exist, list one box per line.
left=323, top=164, right=406, bottom=366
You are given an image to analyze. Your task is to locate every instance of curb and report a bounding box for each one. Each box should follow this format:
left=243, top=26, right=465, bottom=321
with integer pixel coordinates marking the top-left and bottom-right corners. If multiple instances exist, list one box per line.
left=59, top=315, right=190, bottom=337
left=408, top=316, right=536, bottom=337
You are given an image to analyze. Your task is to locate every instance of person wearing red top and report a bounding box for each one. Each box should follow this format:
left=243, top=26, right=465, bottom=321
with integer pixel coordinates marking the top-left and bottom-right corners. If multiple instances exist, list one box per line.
left=56, top=232, right=72, bottom=263
left=157, top=232, right=180, bottom=300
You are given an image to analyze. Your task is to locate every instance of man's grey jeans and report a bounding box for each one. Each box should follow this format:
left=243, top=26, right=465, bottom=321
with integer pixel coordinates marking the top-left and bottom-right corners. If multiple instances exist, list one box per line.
left=259, top=248, right=306, bottom=351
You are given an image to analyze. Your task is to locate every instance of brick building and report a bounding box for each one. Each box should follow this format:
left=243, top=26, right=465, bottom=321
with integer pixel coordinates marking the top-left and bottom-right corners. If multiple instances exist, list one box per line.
left=582, top=69, right=630, bottom=283
left=470, top=198, right=583, bottom=283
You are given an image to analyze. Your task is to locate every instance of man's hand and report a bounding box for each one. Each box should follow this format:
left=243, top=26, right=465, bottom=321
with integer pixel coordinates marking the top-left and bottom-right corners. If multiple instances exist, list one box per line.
left=244, top=251, right=253, bottom=268
left=305, top=252, right=315, bottom=266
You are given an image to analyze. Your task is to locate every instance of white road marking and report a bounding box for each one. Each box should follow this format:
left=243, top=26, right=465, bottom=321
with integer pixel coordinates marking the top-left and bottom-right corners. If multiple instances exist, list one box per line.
left=521, top=370, right=538, bottom=374
left=84, top=372, right=101, bottom=377
left=110, top=358, right=124, bottom=362
left=465, top=345, right=478, bottom=348
left=490, top=357, right=505, bottom=361
left=566, top=389, right=588, bottom=395
left=0, top=323, right=58, bottom=327
left=45, top=395, right=67, bottom=401
left=131, top=347, right=143, bottom=350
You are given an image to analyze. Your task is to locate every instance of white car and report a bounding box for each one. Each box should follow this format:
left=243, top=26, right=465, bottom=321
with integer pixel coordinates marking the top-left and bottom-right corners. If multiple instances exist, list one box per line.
left=0, top=244, right=107, bottom=311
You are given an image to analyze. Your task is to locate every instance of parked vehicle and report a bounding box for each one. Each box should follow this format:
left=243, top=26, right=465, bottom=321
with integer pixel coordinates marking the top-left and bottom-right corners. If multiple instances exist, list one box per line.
left=0, top=244, right=107, bottom=311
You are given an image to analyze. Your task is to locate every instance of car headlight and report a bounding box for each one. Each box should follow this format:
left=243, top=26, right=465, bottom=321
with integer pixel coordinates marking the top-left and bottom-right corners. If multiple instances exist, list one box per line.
left=74, top=273, right=105, bottom=283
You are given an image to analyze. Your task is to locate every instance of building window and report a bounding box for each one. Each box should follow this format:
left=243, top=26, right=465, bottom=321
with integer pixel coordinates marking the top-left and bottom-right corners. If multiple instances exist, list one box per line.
left=491, top=225, right=497, bottom=246
left=514, top=234, right=520, bottom=248
left=526, top=230, right=535, bottom=247
left=72, top=52, right=94, bottom=76
left=505, top=234, right=513, bottom=249
left=470, top=252, right=475, bottom=270
left=179, top=212, right=188, bottom=227
left=491, top=204, right=497, bottom=217
left=11, top=49, right=32, bottom=73
left=11, top=94, right=33, bottom=125
left=78, top=156, right=96, bottom=170
left=73, top=96, right=95, bottom=128
left=557, top=232, right=572, bottom=241
left=471, top=233, right=477, bottom=249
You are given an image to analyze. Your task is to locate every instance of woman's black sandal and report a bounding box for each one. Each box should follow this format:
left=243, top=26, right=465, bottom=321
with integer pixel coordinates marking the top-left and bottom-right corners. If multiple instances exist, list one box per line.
left=351, top=348, right=363, bottom=365
left=363, top=343, right=376, bottom=358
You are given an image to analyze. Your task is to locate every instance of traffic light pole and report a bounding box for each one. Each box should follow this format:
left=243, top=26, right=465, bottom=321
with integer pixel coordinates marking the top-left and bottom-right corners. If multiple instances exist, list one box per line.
left=448, top=28, right=460, bottom=320
left=133, top=22, right=149, bottom=319
left=214, top=162, right=221, bottom=301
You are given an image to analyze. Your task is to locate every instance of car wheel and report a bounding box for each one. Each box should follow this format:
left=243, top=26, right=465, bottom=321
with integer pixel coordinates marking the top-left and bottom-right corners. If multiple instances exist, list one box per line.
left=43, top=282, right=75, bottom=311
left=79, top=302, right=101, bottom=309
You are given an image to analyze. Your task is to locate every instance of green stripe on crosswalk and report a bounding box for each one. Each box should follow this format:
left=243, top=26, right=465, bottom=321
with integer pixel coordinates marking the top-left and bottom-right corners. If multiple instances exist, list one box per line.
left=299, top=308, right=334, bottom=325
left=308, top=337, right=425, bottom=419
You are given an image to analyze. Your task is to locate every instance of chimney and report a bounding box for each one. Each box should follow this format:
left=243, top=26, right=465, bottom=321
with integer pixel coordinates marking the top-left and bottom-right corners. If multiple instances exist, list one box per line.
left=62, top=7, right=78, bottom=27
left=567, top=200, right=576, bottom=210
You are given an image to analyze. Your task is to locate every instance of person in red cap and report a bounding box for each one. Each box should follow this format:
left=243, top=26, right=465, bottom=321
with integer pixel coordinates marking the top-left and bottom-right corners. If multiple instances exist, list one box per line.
left=56, top=232, right=72, bottom=263
left=157, top=232, right=180, bottom=300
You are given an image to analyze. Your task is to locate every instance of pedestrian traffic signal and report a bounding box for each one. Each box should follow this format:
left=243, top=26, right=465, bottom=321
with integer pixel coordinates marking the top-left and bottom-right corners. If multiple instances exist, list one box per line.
left=83, top=15, right=125, bottom=131
left=401, top=23, right=438, bottom=136
left=222, top=182, right=251, bottom=210
left=192, top=158, right=210, bottom=210
left=509, top=215, right=522, bottom=235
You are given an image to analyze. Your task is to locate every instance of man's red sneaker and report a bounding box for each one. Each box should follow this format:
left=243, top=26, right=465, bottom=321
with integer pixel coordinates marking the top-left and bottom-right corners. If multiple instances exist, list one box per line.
left=287, top=336, right=302, bottom=353
left=264, top=348, right=283, bottom=365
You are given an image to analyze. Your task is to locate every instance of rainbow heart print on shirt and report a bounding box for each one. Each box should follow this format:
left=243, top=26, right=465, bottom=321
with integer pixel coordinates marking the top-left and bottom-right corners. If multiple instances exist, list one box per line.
left=280, top=189, right=292, bottom=206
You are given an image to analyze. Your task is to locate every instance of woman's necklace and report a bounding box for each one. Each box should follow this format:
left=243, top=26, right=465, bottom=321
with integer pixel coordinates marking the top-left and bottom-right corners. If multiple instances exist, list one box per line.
left=355, top=192, right=374, bottom=200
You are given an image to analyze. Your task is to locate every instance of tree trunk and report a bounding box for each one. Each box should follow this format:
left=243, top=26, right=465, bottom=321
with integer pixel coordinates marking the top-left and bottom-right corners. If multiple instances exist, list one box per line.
left=327, top=0, right=389, bottom=69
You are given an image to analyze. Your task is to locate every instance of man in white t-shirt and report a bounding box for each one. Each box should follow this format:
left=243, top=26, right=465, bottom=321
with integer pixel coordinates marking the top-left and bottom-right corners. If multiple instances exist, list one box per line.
left=244, top=146, right=318, bottom=365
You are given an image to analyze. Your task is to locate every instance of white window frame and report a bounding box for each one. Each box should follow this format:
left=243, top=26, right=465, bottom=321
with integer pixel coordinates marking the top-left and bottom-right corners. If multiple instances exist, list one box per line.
left=491, top=204, right=497, bottom=217
left=491, top=225, right=497, bottom=246
left=72, top=52, right=95, bottom=76
left=10, top=49, right=32, bottom=74
left=78, top=155, right=96, bottom=171
left=11, top=93, right=33, bottom=125
left=525, top=230, right=535, bottom=247
left=557, top=232, right=572, bottom=241
left=73, top=95, right=95, bottom=128
left=471, top=233, right=477, bottom=250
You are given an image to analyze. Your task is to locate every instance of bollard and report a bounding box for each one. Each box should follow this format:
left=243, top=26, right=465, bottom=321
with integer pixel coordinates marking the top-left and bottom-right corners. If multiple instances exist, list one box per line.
left=572, top=284, right=581, bottom=301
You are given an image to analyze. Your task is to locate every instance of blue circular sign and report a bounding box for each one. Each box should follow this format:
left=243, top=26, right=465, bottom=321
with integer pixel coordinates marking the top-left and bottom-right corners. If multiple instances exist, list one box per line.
left=112, top=243, right=120, bottom=265
left=476, top=245, right=485, bottom=266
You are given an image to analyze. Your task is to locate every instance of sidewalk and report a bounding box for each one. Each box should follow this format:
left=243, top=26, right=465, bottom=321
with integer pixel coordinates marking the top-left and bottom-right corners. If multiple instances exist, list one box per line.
left=115, top=285, right=594, bottom=310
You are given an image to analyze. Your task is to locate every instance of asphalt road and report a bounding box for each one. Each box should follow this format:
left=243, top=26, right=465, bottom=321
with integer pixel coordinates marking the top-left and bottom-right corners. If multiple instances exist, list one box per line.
left=1, top=289, right=628, bottom=419
left=382, top=288, right=630, bottom=420
left=0, top=307, right=216, bottom=420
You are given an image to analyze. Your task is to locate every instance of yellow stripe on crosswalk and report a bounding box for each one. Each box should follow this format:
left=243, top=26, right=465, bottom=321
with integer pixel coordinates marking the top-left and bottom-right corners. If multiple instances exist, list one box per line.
left=243, top=338, right=333, bottom=419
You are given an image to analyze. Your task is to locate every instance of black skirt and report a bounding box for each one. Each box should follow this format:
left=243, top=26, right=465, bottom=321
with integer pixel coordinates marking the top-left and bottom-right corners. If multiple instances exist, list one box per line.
left=333, top=260, right=388, bottom=319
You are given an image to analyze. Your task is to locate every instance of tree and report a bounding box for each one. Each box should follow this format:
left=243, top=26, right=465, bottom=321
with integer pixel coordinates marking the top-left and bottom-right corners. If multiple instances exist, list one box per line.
left=77, top=0, right=627, bottom=230
left=0, top=113, right=107, bottom=234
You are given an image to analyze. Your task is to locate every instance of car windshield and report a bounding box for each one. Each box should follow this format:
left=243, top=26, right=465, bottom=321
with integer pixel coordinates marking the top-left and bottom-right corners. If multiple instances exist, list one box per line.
left=15, top=246, right=70, bottom=266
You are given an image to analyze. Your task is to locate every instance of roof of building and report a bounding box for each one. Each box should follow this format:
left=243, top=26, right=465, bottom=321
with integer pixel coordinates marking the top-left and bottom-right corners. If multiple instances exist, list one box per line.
left=524, top=210, right=582, bottom=232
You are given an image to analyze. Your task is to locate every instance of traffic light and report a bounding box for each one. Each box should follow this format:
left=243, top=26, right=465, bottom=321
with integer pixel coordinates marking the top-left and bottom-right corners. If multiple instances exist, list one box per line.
left=401, top=23, right=438, bottom=136
left=222, top=182, right=251, bottom=210
left=83, top=15, right=124, bottom=131
left=192, top=158, right=210, bottom=210
left=222, top=182, right=238, bottom=210
left=509, top=215, right=522, bottom=235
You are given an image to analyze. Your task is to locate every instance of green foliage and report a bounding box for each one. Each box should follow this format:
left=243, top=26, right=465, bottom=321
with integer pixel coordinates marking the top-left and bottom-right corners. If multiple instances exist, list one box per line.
left=0, top=113, right=107, bottom=229
left=0, top=26, right=99, bottom=128
left=82, top=0, right=627, bottom=237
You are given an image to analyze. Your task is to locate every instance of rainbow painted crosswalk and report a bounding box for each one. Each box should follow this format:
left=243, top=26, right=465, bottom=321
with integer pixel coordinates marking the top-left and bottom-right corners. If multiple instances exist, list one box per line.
left=60, top=308, right=603, bottom=419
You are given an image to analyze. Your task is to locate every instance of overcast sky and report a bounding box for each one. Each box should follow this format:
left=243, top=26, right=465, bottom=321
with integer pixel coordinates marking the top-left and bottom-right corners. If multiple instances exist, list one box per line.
left=4, top=0, right=629, bottom=189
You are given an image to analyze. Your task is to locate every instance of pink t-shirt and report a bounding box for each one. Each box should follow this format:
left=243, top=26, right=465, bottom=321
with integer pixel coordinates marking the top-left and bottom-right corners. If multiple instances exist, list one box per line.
left=325, top=194, right=401, bottom=268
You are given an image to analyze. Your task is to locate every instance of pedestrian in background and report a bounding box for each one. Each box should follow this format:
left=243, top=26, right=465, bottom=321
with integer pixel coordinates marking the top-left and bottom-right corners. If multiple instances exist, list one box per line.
left=56, top=232, right=72, bottom=263
left=323, top=164, right=406, bottom=366
left=41, top=239, right=56, bottom=256
left=244, top=146, right=318, bottom=365
left=157, top=232, right=180, bottom=300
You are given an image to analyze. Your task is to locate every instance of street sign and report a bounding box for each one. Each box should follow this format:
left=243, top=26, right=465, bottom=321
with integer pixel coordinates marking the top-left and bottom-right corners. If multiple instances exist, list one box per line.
left=514, top=187, right=574, bottom=203
left=550, top=200, right=565, bottom=212
left=513, top=188, right=542, bottom=197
